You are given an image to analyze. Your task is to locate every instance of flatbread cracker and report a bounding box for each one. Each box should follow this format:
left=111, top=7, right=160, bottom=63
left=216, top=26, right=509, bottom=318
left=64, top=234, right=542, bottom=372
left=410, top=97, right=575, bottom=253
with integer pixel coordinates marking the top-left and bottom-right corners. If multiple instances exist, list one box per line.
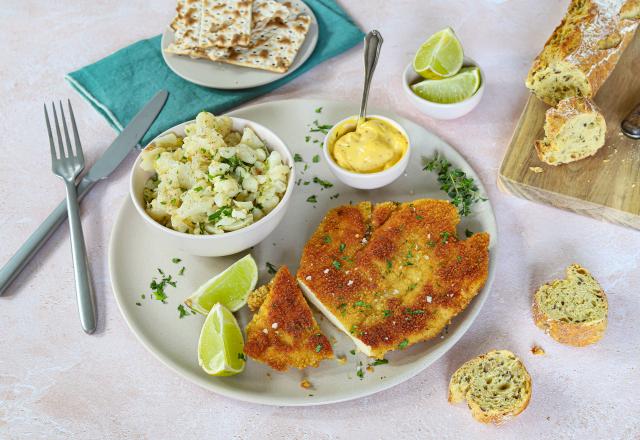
left=200, top=0, right=253, bottom=48
left=165, top=0, right=207, bottom=55
left=207, top=14, right=311, bottom=73
left=166, top=0, right=252, bottom=55
left=251, top=0, right=290, bottom=32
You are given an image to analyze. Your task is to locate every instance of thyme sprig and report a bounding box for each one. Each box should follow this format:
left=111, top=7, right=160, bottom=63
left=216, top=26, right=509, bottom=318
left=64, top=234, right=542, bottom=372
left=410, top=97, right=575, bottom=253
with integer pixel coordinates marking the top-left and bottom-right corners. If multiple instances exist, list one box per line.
left=423, top=154, right=487, bottom=216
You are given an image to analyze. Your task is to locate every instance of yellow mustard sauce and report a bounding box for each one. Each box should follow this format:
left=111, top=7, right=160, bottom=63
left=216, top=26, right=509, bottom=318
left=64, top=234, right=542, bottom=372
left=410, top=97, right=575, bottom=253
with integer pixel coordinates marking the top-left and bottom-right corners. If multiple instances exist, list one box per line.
left=330, top=118, right=408, bottom=173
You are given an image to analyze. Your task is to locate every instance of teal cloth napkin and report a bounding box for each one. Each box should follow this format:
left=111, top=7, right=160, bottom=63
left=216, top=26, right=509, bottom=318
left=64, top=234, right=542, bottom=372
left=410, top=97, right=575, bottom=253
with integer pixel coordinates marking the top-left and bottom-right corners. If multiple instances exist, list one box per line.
left=66, top=0, right=363, bottom=145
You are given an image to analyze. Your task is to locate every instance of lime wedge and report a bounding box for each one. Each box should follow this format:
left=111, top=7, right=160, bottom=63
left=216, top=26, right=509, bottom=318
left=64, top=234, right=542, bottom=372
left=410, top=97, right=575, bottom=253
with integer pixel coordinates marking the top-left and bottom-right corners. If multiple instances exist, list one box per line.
left=185, top=254, right=257, bottom=314
left=413, top=27, right=464, bottom=79
left=198, top=303, right=245, bottom=376
left=411, top=67, right=481, bottom=104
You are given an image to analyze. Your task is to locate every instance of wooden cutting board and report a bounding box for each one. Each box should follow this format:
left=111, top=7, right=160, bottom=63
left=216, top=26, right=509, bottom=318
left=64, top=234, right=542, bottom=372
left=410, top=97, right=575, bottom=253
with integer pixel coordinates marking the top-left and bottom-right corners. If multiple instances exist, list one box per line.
left=499, top=31, right=640, bottom=230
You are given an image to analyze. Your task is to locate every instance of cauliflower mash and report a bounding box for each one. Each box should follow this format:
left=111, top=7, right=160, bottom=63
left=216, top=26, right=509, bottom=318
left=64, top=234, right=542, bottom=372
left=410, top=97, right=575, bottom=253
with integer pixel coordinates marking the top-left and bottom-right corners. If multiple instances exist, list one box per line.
left=139, top=111, right=290, bottom=235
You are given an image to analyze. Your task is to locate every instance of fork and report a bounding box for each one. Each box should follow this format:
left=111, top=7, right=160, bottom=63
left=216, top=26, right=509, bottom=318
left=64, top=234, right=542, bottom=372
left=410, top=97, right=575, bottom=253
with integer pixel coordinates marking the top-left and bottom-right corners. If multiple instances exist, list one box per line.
left=45, top=101, right=97, bottom=334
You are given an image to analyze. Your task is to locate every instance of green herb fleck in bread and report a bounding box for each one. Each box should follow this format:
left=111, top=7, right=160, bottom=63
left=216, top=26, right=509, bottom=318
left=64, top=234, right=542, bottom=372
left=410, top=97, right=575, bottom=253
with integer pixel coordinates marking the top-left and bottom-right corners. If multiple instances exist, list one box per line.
left=449, top=350, right=532, bottom=425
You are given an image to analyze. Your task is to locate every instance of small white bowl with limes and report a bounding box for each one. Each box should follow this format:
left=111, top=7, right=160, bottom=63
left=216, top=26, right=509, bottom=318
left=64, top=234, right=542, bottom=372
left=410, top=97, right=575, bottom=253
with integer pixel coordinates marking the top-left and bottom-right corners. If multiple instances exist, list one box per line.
left=403, top=27, right=485, bottom=120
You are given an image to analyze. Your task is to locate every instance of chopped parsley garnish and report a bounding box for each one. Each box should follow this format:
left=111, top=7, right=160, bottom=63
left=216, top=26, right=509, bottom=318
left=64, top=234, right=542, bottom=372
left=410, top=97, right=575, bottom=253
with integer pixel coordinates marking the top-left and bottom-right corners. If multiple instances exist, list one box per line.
left=383, top=309, right=392, bottom=317
left=177, top=304, right=190, bottom=318
left=310, top=120, right=333, bottom=134
left=407, top=283, right=417, bottom=291
left=178, top=266, right=185, bottom=276
left=338, top=303, right=347, bottom=316
left=305, top=135, right=311, bottom=143
left=315, top=107, right=323, bottom=113
left=172, top=257, right=182, bottom=264
left=306, top=195, right=317, bottom=203
left=193, top=186, right=203, bottom=192
left=141, top=294, right=146, bottom=299
left=427, top=240, right=436, bottom=247
left=323, top=235, right=332, bottom=243
left=440, top=231, right=451, bottom=244
left=313, top=176, right=333, bottom=188
left=349, top=324, right=358, bottom=334
left=222, top=156, right=241, bottom=168
left=398, top=339, right=409, bottom=349
left=294, top=153, right=304, bottom=162
left=330, top=193, right=340, bottom=200
left=208, top=206, right=232, bottom=223
left=266, top=262, right=277, bottom=275
left=371, top=359, right=389, bottom=366
left=386, top=260, right=393, bottom=270
left=149, top=271, right=177, bottom=303
left=312, top=154, right=320, bottom=163
left=332, top=260, right=342, bottom=270
left=456, top=255, right=462, bottom=262
left=356, top=362, right=364, bottom=379
left=135, top=302, right=141, bottom=306
left=423, top=154, right=487, bottom=216
left=465, top=228, right=474, bottom=238
left=315, top=344, right=323, bottom=353
left=339, top=243, right=346, bottom=252
left=354, top=300, right=368, bottom=307
left=350, top=349, right=356, bottom=355
left=238, top=353, right=246, bottom=361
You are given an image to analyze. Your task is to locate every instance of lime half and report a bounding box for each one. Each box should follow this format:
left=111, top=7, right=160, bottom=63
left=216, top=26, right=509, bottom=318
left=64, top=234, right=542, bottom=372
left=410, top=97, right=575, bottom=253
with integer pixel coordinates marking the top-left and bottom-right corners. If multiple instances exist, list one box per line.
left=411, top=67, right=481, bottom=104
left=413, top=27, right=464, bottom=79
left=198, top=303, right=245, bottom=376
left=185, top=254, right=257, bottom=314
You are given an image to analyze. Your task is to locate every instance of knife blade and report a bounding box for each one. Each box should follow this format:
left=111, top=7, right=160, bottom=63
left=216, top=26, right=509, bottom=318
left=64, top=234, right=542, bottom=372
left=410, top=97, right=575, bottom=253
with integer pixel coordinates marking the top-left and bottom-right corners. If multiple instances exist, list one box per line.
left=0, top=89, right=168, bottom=296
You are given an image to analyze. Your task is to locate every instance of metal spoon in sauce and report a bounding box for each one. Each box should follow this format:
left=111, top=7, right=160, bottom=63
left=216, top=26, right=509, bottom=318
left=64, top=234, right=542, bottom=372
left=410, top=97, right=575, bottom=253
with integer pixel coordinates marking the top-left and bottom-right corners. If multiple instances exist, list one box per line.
left=621, top=101, right=640, bottom=139
left=357, top=30, right=383, bottom=128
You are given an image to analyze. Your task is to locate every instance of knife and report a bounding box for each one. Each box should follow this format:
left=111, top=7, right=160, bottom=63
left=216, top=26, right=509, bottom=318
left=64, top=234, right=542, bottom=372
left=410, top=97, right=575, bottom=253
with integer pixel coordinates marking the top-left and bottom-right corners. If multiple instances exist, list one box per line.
left=0, top=89, right=168, bottom=296
left=621, top=101, right=640, bottom=139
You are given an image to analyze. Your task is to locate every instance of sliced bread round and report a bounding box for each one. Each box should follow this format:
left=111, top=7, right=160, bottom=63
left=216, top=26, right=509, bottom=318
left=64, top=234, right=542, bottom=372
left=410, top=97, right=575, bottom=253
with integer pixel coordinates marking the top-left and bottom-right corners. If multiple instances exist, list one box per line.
left=535, top=97, right=606, bottom=165
left=533, top=264, right=608, bottom=346
left=449, top=350, right=532, bottom=425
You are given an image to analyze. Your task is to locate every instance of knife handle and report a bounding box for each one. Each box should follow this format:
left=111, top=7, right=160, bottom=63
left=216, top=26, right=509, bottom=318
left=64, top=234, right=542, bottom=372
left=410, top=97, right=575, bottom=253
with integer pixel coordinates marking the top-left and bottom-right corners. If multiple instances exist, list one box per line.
left=0, top=177, right=97, bottom=296
left=621, top=102, right=640, bottom=139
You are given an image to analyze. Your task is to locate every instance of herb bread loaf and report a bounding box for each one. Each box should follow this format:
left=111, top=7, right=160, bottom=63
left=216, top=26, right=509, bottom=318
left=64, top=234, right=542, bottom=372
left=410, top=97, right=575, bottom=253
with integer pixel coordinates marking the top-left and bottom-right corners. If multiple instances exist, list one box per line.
left=533, top=264, right=608, bottom=346
left=535, top=97, right=606, bottom=165
left=526, top=0, right=639, bottom=106
left=449, top=350, right=532, bottom=425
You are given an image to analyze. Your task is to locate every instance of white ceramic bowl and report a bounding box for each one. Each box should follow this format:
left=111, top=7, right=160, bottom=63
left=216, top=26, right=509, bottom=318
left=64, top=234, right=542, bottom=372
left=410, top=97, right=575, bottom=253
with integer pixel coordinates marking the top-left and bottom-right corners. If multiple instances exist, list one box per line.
left=402, top=57, right=485, bottom=120
left=322, top=115, right=411, bottom=190
left=129, top=117, right=296, bottom=257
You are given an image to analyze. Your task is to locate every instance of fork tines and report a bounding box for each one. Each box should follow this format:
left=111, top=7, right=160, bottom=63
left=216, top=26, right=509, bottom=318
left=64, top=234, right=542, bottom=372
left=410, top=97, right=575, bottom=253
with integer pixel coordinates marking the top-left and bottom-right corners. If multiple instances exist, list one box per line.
left=44, top=100, right=84, bottom=164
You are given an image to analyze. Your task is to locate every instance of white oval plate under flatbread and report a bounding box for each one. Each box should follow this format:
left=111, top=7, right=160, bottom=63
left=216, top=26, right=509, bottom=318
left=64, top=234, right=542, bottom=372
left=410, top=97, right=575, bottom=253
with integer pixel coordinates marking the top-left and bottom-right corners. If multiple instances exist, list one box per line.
left=109, top=99, right=498, bottom=406
left=161, top=0, right=318, bottom=90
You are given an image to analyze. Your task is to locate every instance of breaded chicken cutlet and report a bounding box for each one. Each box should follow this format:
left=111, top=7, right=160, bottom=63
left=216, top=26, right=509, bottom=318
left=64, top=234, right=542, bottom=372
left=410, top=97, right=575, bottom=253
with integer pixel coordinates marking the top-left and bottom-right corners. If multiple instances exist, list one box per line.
left=244, top=266, right=334, bottom=371
left=297, top=199, right=490, bottom=359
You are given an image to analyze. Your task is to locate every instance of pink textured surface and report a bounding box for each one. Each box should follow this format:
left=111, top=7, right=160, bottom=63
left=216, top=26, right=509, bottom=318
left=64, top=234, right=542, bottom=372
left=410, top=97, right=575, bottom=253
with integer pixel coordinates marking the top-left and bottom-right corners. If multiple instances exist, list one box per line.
left=1, top=0, right=639, bottom=438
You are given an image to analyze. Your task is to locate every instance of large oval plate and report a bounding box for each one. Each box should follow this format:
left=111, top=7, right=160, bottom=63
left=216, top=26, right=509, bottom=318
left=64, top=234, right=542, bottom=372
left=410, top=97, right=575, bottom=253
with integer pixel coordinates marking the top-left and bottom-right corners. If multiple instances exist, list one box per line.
left=109, top=99, right=498, bottom=406
left=160, top=0, right=318, bottom=89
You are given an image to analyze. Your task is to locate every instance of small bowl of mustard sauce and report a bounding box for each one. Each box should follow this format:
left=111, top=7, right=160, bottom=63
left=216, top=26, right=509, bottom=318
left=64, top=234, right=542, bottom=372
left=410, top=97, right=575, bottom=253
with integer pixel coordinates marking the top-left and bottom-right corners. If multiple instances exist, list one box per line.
left=323, top=115, right=411, bottom=190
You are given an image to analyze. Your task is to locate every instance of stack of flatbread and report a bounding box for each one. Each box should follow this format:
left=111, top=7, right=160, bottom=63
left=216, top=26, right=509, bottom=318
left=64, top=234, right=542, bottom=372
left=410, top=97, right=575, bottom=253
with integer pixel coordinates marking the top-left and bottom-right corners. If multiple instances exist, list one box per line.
left=166, top=0, right=311, bottom=73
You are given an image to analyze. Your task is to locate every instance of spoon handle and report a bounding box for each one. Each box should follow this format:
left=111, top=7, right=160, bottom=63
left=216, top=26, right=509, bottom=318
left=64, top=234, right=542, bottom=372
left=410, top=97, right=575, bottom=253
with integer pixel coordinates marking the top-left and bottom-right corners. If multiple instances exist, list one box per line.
left=359, top=30, right=384, bottom=121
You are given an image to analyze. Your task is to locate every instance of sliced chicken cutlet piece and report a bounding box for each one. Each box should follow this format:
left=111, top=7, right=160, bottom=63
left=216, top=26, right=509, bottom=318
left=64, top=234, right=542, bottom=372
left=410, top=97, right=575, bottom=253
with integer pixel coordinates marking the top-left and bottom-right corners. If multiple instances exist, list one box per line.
left=244, top=266, right=333, bottom=371
left=297, top=199, right=490, bottom=359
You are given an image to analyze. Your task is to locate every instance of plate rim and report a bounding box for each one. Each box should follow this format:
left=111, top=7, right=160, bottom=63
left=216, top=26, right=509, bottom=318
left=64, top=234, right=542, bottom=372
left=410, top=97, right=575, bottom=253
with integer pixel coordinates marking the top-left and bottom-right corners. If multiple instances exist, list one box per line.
left=108, top=98, right=499, bottom=406
left=160, top=0, right=319, bottom=90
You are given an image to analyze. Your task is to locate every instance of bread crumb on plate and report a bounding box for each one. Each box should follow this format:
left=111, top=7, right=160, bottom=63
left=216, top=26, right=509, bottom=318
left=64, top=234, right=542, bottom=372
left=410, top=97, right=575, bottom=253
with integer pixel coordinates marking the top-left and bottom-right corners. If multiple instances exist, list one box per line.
left=531, top=345, right=545, bottom=356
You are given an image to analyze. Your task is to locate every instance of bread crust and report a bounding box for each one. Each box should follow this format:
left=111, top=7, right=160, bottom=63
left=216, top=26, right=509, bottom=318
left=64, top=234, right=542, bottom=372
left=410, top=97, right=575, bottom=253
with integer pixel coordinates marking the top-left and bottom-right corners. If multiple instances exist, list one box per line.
left=526, top=0, right=639, bottom=105
left=535, top=97, right=606, bottom=165
left=532, top=264, right=608, bottom=347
